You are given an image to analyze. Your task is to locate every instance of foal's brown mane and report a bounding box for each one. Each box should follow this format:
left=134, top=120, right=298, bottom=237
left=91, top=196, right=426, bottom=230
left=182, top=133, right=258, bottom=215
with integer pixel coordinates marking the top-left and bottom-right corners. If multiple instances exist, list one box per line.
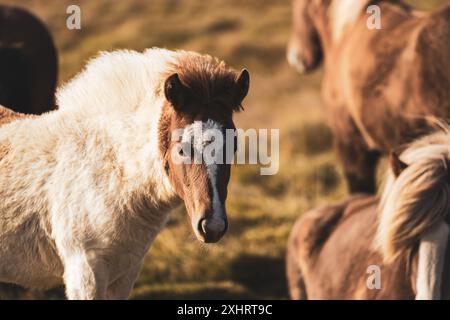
left=159, top=52, right=243, bottom=112
left=157, top=51, right=245, bottom=169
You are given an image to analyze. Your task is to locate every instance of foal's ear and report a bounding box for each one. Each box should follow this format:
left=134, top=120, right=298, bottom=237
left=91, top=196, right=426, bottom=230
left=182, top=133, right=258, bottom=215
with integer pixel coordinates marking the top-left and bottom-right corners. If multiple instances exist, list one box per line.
left=164, top=73, right=186, bottom=110
left=389, top=151, right=408, bottom=178
left=234, top=69, right=250, bottom=110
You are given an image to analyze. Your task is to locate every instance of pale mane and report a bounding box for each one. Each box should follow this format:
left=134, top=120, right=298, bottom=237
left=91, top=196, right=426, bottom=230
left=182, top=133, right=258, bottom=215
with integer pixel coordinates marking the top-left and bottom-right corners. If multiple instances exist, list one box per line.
left=56, top=48, right=237, bottom=116
left=330, top=0, right=372, bottom=42
left=376, top=127, right=450, bottom=263
left=56, top=48, right=177, bottom=115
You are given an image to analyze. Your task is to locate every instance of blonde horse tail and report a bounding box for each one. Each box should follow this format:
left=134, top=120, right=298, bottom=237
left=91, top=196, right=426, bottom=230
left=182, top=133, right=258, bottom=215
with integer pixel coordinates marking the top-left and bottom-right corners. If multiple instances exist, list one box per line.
left=376, top=150, right=450, bottom=264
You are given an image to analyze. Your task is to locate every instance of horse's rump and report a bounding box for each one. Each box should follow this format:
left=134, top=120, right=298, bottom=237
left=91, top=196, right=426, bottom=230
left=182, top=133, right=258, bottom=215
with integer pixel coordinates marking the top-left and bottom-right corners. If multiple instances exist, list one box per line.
left=289, top=194, right=375, bottom=259
left=288, top=194, right=417, bottom=299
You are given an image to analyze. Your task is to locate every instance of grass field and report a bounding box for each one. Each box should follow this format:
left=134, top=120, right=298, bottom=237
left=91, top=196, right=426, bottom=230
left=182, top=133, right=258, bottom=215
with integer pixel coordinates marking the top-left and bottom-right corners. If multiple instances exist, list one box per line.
left=0, top=0, right=448, bottom=299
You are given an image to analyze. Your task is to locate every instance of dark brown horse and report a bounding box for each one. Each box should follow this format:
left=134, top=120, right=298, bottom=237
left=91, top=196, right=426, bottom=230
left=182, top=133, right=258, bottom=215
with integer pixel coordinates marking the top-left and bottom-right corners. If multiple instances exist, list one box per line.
left=0, top=5, right=57, bottom=114
left=287, top=0, right=450, bottom=193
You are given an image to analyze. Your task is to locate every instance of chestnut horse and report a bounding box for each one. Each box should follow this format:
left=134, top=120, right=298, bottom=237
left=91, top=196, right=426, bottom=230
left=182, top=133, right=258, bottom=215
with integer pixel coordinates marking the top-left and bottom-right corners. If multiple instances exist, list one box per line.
left=287, top=0, right=450, bottom=193
left=0, top=48, right=249, bottom=299
left=287, top=128, right=450, bottom=299
left=0, top=5, right=58, bottom=114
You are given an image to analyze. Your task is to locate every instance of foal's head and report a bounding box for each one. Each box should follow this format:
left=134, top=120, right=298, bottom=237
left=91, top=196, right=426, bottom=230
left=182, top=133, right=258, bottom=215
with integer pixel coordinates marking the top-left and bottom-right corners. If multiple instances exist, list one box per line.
left=159, top=54, right=249, bottom=243
left=287, top=0, right=324, bottom=73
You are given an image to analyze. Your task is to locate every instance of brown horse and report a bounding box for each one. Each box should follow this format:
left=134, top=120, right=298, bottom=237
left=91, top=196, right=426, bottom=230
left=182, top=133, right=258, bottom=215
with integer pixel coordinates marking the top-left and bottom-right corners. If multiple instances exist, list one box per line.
left=287, top=0, right=450, bottom=193
left=0, top=5, right=58, bottom=114
left=287, top=129, right=450, bottom=299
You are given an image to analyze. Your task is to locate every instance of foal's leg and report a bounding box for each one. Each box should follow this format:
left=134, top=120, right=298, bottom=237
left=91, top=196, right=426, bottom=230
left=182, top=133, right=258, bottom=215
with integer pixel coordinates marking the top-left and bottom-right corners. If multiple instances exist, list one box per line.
left=107, top=262, right=143, bottom=300
left=63, top=253, right=109, bottom=300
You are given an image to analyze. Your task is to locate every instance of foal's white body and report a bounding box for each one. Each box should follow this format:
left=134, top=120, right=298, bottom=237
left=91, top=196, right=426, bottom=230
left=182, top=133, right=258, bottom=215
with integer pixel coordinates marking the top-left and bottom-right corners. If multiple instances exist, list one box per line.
left=0, top=49, right=183, bottom=299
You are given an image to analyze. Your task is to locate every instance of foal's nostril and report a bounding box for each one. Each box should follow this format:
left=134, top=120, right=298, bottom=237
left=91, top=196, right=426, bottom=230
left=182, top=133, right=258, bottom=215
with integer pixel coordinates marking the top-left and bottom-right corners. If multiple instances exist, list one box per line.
left=200, top=218, right=208, bottom=235
left=198, top=218, right=207, bottom=236
left=197, top=217, right=227, bottom=243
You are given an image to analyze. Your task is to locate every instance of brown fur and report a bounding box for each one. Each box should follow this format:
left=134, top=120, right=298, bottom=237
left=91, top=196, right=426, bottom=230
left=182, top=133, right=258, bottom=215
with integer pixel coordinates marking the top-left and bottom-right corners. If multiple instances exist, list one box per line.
left=285, top=194, right=450, bottom=299
left=0, top=5, right=57, bottom=114
left=289, top=0, right=450, bottom=193
left=0, top=105, right=28, bottom=126
left=170, top=53, right=244, bottom=111
left=157, top=53, right=249, bottom=243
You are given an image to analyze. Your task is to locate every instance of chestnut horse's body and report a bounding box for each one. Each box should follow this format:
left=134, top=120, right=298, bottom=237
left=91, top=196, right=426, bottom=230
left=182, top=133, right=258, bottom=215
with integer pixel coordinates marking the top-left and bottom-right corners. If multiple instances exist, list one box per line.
left=287, top=129, right=450, bottom=299
left=0, top=5, right=58, bottom=114
left=288, top=0, right=450, bottom=193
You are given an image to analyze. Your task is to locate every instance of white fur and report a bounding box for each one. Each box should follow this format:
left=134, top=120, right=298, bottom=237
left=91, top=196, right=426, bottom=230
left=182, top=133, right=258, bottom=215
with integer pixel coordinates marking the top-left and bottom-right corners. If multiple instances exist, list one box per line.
left=416, top=222, right=450, bottom=300
left=0, top=48, right=193, bottom=299
left=181, top=120, right=227, bottom=236
left=330, top=0, right=370, bottom=42
left=286, top=48, right=306, bottom=74
left=203, top=120, right=226, bottom=232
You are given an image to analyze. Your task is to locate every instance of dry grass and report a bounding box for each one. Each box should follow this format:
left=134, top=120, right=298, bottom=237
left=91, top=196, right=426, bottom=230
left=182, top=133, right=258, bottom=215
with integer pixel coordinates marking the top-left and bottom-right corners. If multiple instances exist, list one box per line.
left=0, top=0, right=447, bottom=300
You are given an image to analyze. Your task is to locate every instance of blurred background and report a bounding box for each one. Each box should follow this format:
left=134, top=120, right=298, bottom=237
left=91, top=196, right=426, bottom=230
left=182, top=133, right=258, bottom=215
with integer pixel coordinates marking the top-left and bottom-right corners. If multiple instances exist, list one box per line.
left=0, top=0, right=447, bottom=299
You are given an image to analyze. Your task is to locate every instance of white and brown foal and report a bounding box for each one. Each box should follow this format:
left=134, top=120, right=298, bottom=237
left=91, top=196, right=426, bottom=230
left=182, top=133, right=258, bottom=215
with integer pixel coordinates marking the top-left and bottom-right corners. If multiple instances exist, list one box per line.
left=0, top=48, right=249, bottom=299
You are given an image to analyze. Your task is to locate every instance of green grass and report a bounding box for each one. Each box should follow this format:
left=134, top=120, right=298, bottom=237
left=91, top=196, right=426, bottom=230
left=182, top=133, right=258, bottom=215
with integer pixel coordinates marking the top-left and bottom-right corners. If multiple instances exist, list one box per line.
left=0, top=0, right=448, bottom=300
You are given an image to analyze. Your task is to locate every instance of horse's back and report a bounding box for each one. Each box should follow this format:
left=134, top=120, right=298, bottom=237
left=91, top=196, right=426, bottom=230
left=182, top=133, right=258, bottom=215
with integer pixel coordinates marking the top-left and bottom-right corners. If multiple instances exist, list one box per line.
left=332, top=2, right=450, bottom=151
left=414, top=4, right=450, bottom=112
left=288, top=194, right=416, bottom=299
left=287, top=195, right=367, bottom=299
left=288, top=195, right=368, bottom=259
left=0, top=105, right=28, bottom=127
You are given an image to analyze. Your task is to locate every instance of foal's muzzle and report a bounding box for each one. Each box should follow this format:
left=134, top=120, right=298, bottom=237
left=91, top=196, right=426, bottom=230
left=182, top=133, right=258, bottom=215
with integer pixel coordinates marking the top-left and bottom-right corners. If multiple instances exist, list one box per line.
left=195, top=216, right=228, bottom=243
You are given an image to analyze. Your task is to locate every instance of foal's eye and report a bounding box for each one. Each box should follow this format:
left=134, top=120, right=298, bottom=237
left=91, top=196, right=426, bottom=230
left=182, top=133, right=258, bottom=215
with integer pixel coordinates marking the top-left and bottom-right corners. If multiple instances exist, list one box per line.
left=178, top=142, right=192, bottom=157
left=203, top=136, right=215, bottom=146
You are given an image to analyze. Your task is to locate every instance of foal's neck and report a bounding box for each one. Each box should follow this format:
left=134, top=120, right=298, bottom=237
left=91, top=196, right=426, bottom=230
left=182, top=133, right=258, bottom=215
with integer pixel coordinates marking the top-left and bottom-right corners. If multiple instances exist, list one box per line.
left=55, top=49, right=180, bottom=215
left=85, top=101, right=178, bottom=213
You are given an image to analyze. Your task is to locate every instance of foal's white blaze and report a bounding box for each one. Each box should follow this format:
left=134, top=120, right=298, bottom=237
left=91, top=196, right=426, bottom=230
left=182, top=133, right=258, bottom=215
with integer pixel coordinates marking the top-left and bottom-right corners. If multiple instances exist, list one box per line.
left=182, top=120, right=227, bottom=237
left=203, top=120, right=226, bottom=232
left=330, top=0, right=370, bottom=42
left=206, top=161, right=226, bottom=231
left=416, top=222, right=450, bottom=300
